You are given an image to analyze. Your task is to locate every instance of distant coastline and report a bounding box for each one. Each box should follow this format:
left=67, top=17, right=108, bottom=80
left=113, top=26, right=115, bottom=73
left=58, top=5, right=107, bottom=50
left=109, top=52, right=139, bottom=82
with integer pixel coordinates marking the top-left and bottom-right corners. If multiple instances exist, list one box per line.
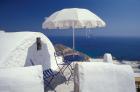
left=54, top=44, right=91, bottom=61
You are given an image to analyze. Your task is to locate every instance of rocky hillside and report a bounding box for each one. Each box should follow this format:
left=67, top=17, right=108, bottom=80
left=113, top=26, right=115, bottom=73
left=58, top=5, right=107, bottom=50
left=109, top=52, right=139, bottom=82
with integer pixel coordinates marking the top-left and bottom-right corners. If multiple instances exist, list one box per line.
left=54, top=44, right=92, bottom=61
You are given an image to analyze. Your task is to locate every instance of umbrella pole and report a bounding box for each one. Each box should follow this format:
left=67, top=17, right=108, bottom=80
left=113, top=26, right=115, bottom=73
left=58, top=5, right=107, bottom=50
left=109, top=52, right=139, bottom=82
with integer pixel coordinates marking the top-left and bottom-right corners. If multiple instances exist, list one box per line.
left=73, top=28, right=75, bottom=50
left=72, top=28, right=75, bottom=69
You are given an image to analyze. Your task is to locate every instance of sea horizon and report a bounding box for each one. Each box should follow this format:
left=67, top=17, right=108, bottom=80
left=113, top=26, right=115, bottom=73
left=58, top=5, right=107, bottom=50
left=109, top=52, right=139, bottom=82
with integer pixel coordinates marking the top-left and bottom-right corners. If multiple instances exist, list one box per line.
left=47, top=35, right=140, bottom=61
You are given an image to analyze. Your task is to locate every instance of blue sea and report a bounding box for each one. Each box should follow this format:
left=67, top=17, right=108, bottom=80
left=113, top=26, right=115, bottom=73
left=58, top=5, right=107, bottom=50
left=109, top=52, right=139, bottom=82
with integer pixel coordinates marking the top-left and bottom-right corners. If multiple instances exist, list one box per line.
left=48, top=36, right=140, bottom=61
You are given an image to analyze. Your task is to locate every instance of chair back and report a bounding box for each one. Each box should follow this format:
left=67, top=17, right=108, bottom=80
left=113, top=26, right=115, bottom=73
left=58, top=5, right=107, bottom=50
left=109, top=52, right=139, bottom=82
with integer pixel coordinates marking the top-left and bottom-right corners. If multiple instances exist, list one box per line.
left=54, top=50, right=65, bottom=63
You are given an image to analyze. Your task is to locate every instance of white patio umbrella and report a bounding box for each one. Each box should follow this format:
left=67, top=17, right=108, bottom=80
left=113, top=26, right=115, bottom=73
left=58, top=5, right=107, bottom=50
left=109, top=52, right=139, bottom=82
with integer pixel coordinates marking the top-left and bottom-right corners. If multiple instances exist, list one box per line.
left=42, top=8, right=106, bottom=50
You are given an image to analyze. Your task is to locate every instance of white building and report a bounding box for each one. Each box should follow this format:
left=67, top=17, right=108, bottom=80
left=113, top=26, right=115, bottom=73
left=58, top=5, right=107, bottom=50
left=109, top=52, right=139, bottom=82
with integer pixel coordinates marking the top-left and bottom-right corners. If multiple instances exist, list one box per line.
left=0, top=31, right=60, bottom=70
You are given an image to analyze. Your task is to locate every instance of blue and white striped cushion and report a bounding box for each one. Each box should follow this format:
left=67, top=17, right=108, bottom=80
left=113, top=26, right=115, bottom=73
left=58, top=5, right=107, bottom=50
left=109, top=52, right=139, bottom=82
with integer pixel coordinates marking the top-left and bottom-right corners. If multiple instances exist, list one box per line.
left=43, top=69, right=54, bottom=79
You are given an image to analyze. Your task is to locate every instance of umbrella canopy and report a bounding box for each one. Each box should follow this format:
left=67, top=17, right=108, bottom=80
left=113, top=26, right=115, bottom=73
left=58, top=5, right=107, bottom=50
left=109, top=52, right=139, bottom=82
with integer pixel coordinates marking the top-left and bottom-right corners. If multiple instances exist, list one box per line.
left=42, top=8, right=106, bottom=50
left=42, top=8, right=106, bottom=29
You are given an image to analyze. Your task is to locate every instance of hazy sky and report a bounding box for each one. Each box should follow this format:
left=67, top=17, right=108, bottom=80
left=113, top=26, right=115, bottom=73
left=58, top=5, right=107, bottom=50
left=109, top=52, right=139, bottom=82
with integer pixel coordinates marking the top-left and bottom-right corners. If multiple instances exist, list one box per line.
left=0, top=0, right=140, bottom=37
